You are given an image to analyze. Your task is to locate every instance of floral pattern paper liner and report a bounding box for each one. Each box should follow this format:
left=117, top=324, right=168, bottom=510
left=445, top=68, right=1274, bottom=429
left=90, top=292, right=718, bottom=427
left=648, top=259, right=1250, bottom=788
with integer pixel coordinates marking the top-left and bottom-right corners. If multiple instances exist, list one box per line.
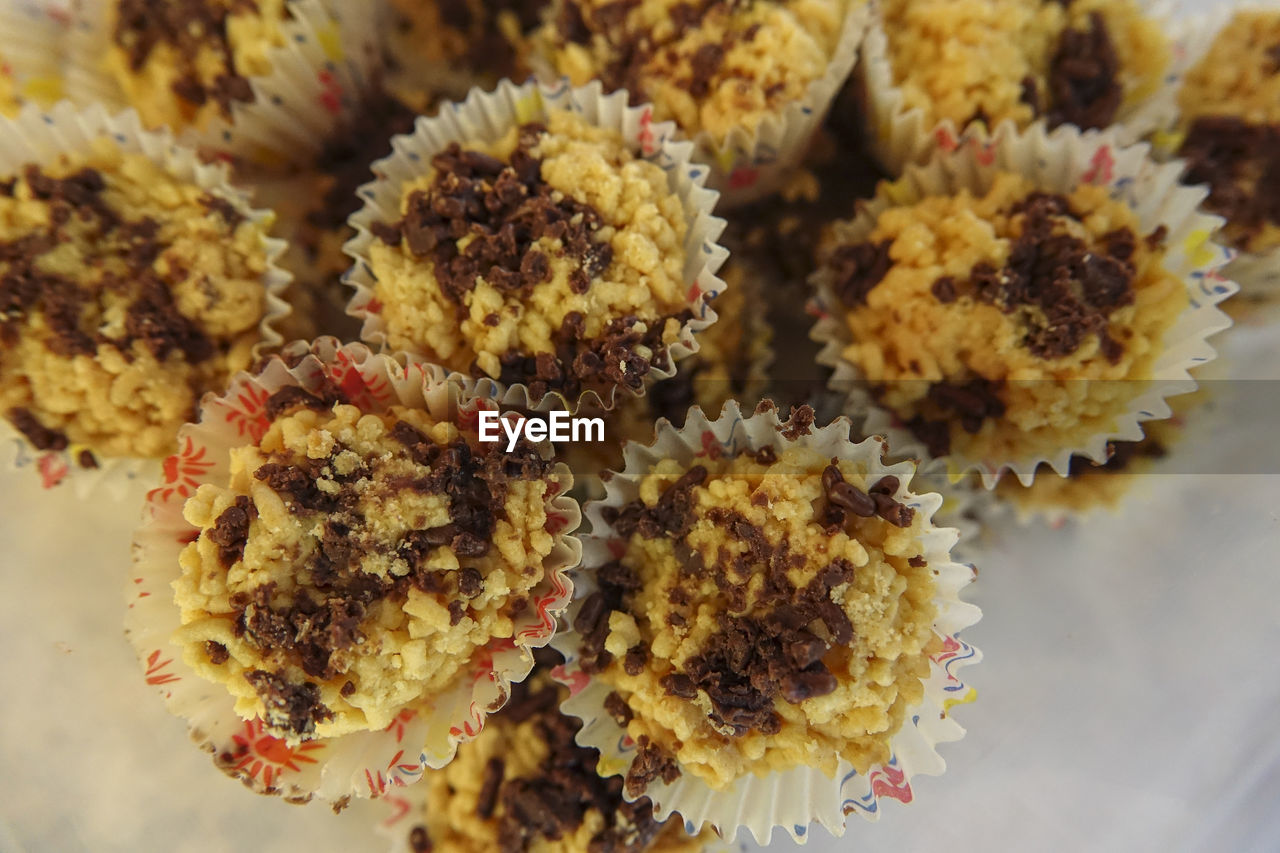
left=126, top=338, right=581, bottom=804
left=550, top=401, right=982, bottom=845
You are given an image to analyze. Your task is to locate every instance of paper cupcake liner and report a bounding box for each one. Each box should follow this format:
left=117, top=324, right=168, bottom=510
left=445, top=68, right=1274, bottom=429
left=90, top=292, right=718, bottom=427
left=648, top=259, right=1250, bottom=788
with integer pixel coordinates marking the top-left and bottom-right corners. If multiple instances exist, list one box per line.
left=0, top=101, right=291, bottom=496
left=126, top=337, right=582, bottom=804
left=1147, top=0, right=1280, bottom=299
left=860, top=0, right=1179, bottom=175
left=547, top=400, right=981, bottom=845
left=809, top=122, right=1238, bottom=488
left=65, top=0, right=380, bottom=167
left=528, top=1, right=868, bottom=209
left=564, top=260, right=778, bottom=504
left=0, top=0, right=72, bottom=110
left=343, top=77, right=730, bottom=416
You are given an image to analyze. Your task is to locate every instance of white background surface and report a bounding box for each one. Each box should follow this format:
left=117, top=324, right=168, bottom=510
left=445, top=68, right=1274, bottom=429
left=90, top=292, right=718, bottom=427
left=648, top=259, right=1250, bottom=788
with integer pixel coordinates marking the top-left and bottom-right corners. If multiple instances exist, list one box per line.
left=4, top=0, right=1280, bottom=848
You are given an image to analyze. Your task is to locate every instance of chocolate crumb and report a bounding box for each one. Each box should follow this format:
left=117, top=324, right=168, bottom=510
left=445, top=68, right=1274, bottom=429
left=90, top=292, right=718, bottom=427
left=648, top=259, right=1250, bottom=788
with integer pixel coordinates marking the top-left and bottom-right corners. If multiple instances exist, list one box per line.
left=408, top=825, right=432, bottom=853
left=624, top=735, right=681, bottom=797
left=205, top=640, right=230, bottom=665
left=476, top=756, right=505, bottom=820
left=604, top=690, right=633, bottom=726
left=830, top=239, right=893, bottom=306
left=242, top=669, right=333, bottom=738
left=7, top=407, right=68, bottom=451
left=1047, top=12, right=1122, bottom=130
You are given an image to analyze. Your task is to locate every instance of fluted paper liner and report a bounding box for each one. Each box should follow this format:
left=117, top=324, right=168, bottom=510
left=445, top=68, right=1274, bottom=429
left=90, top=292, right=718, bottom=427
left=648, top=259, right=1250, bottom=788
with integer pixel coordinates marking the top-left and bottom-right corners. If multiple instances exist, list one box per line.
left=809, top=122, right=1237, bottom=488
left=548, top=401, right=981, bottom=845
left=860, top=0, right=1179, bottom=175
left=127, top=338, right=582, bottom=804
left=65, top=0, right=379, bottom=166
left=1148, top=0, right=1280, bottom=299
left=531, top=0, right=869, bottom=208
left=344, top=78, right=730, bottom=416
left=0, top=0, right=71, bottom=109
left=0, top=102, right=291, bottom=497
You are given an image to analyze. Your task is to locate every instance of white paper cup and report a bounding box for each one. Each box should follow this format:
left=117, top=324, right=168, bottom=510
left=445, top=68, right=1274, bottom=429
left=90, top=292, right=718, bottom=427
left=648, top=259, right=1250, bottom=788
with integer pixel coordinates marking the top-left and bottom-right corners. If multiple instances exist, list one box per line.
left=126, top=337, right=582, bottom=804
left=809, top=122, right=1237, bottom=488
left=549, top=400, right=981, bottom=844
left=343, top=78, right=730, bottom=416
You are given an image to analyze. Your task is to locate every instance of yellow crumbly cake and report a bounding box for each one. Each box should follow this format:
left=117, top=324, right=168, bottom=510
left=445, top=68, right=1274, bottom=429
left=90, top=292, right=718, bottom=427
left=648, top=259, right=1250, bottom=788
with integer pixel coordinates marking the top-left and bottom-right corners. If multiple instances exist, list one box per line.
left=820, top=172, right=1186, bottom=467
left=536, top=0, right=847, bottom=142
left=173, top=399, right=561, bottom=741
left=404, top=667, right=710, bottom=852
left=575, top=441, right=939, bottom=791
left=105, top=0, right=288, bottom=131
left=0, top=141, right=269, bottom=460
left=367, top=110, right=690, bottom=401
left=881, top=0, right=1168, bottom=131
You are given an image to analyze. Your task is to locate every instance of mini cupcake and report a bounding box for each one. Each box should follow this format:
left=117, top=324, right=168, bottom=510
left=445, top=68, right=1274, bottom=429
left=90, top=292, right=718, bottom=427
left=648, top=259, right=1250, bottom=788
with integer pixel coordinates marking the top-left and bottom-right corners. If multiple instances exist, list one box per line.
left=0, top=108, right=284, bottom=474
left=1172, top=10, right=1280, bottom=265
left=863, top=0, right=1170, bottom=169
left=531, top=0, right=866, bottom=203
left=130, top=339, right=581, bottom=801
left=99, top=0, right=292, bottom=133
left=384, top=0, right=546, bottom=99
left=345, top=81, right=728, bottom=413
left=810, top=125, right=1236, bottom=487
left=391, top=655, right=712, bottom=852
left=560, top=259, right=773, bottom=498
left=553, top=402, right=980, bottom=841
left=68, top=0, right=379, bottom=164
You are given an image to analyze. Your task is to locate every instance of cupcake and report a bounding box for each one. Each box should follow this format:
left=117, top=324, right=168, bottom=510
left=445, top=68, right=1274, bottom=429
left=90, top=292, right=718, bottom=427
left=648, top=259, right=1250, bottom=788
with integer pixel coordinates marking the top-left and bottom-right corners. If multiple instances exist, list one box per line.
left=560, top=259, right=773, bottom=497
left=346, top=82, right=727, bottom=412
left=811, top=159, right=1216, bottom=484
left=0, top=125, right=280, bottom=467
left=385, top=0, right=546, bottom=98
left=863, top=0, right=1170, bottom=169
left=1173, top=10, right=1280, bottom=259
left=395, top=655, right=711, bottom=852
left=172, top=388, right=563, bottom=739
left=530, top=0, right=865, bottom=203
left=100, top=0, right=291, bottom=134
left=130, top=339, right=581, bottom=800
left=553, top=402, right=980, bottom=842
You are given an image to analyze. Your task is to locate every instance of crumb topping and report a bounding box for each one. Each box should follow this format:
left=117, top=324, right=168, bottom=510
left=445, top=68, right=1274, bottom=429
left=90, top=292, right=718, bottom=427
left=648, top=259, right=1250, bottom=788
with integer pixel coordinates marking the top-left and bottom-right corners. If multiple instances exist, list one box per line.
left=820, top=172, right=1186, bottom=464
left=538, top=0, right=846, bottom=142
left=406, top=664, right=707, bottom=853
left=0, top=143, right=268, bottom=458
left=881, top=0, right=1167, bottom=131
left=577, top=429, right=938, bottom=791
left=108, top=0, right=288, bottom=130
left=367, top=110, right=690, bottom=401
left=173, top=392, right=560, bottom=740
left=1176, top=12, right=1280, bottom=254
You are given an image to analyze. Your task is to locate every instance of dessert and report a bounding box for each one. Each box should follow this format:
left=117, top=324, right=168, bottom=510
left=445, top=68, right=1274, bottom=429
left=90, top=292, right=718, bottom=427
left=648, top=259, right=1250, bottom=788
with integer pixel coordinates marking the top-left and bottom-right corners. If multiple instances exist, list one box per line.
left=816, top=171, right=1186, bottom=468
left=1175, top=11, right=1280, bottom=256
left=572, top=408, right=941, bottom=792
left=363, top=109, right=693, bottom=403
left=534, top=0, right=850, bottom=144
left=0, top=139, right=272, bottom=462
left=877, top=0, right=1169, bottom=132
left=401, top=658, right=708, bottom=852
left=104, top=0, right=289, bottom=132
left=171, top=379, right=564, bottom=740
